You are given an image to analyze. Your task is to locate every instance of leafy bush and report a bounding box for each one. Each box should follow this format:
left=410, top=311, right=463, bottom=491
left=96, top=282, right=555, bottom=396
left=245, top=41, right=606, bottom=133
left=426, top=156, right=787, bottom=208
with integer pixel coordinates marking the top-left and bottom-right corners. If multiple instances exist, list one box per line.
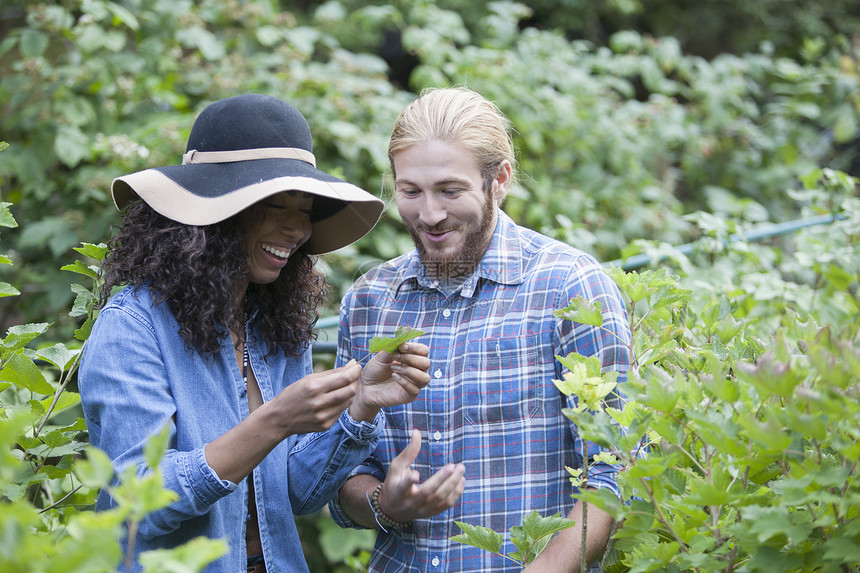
left=0, top=189, right=226, bottom=571
left=452, top=168, right=860, bottom=571
left=2, top=0, right=858, bottom=333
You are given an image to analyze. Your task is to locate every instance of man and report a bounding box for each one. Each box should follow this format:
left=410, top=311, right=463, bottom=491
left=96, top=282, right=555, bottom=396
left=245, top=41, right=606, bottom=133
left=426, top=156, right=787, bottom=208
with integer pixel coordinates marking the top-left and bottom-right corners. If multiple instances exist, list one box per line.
left=329, top=87, right=631, bottom=572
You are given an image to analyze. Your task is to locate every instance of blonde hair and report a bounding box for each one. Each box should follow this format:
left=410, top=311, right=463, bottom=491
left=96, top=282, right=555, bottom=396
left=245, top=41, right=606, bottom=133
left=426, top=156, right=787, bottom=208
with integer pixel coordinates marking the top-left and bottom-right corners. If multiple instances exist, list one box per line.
left=388, top=87, right=517, bottom=190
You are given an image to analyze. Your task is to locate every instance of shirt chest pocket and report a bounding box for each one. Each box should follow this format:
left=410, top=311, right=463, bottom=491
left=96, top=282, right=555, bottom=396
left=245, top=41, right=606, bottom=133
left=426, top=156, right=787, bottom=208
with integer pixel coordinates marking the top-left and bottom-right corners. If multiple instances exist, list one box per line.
left=463, top=334, right=542, bottom=427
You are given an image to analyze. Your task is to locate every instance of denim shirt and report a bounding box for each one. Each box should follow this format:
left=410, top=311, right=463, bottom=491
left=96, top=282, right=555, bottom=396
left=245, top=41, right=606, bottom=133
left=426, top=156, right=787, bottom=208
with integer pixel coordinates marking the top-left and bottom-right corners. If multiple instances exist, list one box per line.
left=79, top=286, right=383, bottom=572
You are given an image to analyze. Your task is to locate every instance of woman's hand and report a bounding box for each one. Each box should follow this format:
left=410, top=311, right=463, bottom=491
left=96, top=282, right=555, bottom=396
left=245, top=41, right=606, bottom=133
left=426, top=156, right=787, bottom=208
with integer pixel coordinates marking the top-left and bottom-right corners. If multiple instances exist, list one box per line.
left=204, top=360, right=361, bottom=483
left=269, top=359, right=361, bottom=435
left=349, top=343, right=431, bottom=422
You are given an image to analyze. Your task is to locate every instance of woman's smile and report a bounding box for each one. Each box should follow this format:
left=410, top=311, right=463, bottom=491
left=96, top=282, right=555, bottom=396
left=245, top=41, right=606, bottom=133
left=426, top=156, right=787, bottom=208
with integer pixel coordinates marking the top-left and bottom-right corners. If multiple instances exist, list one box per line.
left=243, top=192, right=313, bottom=285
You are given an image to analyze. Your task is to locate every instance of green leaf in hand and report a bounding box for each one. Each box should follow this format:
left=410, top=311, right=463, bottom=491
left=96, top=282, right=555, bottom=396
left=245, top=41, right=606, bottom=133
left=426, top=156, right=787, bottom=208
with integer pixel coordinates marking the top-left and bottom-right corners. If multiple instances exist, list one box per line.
left=359, top=327, right=425, bottom=364
left=368, top=327, right=424, bottom=354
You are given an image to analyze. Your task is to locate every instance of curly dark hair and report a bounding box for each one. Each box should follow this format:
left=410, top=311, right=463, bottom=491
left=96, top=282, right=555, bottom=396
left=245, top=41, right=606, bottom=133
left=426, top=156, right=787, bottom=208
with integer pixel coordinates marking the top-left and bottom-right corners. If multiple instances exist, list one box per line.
left=98, top=200, right=327, bottom=357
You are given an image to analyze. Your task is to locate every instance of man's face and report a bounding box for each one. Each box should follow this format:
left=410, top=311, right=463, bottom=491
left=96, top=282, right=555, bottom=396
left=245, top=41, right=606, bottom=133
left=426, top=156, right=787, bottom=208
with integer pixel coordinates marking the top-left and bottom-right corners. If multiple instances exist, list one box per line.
left=393, top=139, right=504, bottom=279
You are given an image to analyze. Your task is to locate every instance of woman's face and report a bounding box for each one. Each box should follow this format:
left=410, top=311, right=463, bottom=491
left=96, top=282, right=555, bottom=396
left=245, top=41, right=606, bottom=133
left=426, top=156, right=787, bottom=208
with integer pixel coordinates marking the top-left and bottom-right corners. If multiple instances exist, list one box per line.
left=242, top=191, right=313, bottom=285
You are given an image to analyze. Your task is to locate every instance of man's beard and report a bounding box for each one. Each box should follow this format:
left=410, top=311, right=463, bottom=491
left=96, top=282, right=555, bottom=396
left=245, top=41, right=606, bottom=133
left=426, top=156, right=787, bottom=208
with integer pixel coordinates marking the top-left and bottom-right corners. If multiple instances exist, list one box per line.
left=405, top=194, right=496, bottom=280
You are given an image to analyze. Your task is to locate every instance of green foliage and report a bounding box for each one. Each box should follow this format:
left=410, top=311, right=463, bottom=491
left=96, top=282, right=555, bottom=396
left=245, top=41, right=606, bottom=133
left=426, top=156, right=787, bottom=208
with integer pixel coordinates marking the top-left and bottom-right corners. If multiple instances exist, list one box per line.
left=451, top=510, right=576, bottom=567
left=0, top=193, right=225, bottom=572
left=2, top=0, right=858, bottom=339
left=452, top=169, right=860, bottom=571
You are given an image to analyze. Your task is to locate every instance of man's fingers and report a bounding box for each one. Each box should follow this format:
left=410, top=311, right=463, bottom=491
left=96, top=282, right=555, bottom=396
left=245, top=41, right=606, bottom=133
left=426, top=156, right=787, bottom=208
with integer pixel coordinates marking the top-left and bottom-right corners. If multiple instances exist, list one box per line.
left=397, top=342, right=430, bottom=357
left=392, top=344, right=431, bottom=370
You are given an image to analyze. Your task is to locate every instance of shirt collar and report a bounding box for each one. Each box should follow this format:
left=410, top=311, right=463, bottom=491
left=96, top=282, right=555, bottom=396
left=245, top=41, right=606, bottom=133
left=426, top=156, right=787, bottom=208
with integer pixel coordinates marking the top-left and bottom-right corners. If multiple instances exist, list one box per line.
left=394, top=210, right=525, bottom=298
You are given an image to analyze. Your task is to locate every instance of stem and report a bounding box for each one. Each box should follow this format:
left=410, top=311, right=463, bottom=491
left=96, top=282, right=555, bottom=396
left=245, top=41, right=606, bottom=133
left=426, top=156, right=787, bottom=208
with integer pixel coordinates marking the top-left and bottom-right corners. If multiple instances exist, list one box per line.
left=39, top=483, right=84, bottom=514
left=580, top=440, right=589, bottom=573
left=35, top=346, right=84, bottom=438
left=600, top=327, right=630, bottom=348
left=125, top=519, right=138, bottom=573
left=636, top=476, right=686, bottom=548
left=836, top=461, right=857, bottom=526
left=598, top=519, right=619, bottom=572
left=667, top=414, right=708, bottom=475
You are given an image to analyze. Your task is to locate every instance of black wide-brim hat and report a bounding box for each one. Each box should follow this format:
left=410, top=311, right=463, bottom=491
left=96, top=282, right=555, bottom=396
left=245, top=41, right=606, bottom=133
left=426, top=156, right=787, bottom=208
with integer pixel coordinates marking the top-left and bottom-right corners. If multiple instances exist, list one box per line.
left=111, top=94, right=384, bottom=255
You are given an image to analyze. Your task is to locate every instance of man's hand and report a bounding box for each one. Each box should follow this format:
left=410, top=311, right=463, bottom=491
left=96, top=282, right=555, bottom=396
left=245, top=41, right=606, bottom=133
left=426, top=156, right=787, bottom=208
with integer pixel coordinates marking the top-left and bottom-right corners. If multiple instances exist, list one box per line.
left=377, top=429, right=466, bottom=523
left=350, top=343, right=431, bottom=421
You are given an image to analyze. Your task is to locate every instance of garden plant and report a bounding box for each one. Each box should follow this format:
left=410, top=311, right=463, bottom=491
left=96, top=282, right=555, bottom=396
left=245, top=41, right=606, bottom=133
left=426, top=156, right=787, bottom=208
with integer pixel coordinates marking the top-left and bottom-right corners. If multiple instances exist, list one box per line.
left=452, top=168, right=860, bottom=571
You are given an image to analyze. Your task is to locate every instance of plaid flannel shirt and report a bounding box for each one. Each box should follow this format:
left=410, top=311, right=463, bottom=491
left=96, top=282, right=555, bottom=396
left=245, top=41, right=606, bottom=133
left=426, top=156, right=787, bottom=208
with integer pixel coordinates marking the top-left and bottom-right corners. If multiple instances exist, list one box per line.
left=329, top=211, right=631, bottom=572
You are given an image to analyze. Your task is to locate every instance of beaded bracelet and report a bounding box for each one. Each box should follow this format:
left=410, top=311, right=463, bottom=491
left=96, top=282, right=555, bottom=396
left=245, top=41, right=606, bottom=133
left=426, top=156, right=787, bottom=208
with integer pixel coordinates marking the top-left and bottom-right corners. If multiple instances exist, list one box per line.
left=367, top=483, right=411, bottom=531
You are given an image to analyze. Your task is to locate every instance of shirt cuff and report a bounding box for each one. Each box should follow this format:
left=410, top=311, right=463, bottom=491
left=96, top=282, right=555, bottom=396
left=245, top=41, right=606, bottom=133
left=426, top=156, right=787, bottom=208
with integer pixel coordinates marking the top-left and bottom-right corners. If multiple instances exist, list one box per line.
left=328, top=488, right=365, bottom=529
left=584, top=461, right=621, bottom=499
left=338, top=408, right=385, bottom=444
left=191, top=446, right=238, bottom=503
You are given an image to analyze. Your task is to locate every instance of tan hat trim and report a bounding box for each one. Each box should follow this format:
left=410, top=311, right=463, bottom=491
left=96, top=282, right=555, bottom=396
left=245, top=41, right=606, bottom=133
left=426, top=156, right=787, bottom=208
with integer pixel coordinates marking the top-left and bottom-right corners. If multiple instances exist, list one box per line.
left=111, top=170, right=385, bottom=254
left=181, top=147, right=317, bottom=167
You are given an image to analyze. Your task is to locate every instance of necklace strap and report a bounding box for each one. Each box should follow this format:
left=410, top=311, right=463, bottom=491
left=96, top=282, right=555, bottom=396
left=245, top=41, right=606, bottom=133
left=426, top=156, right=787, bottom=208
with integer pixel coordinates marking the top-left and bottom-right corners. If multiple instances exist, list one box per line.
left=243, top=344, right=249, bottom=387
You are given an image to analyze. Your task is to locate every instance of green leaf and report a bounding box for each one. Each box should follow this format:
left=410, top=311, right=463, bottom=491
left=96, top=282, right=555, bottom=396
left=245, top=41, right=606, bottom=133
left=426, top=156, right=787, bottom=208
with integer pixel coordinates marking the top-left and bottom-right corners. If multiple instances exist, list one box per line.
left=75, top=317, right=95, bottom=341
left=518, top=509, right=576, bottom=545
left=0, top=353, right=54, bottom=394
left=368, top=327, right=425, bottom=354
left=607, top=400, right=642, bottom=427
left=555, top=296, right=603, bottom=326
left=105, top=2, right=140, bottom=31
left=177, top=26, right=225, bottom=61
left=256, top=25, right=284, bottom=47
left=19, top=29, right=49, bottom=58
left=34, top=343, right=78, bottom=371
left=3, top=323, right=50, bottom=351
left=112, top=467, right=178, bottom=520
left=822, top=534, right=860, bottom=563
left=54, top=125, right=89, bottom=168
left=39, top=389, right=81, bottom=415
left=0, top=282, right=20, bottom=297
left=451, top=521, right=504, bottom=555
left=144, top=424, right=173, bottom=469
left=509, top=511, right=576, bottom=564
left=0, top=202, right=18, bottom=228
left=70, top=283, right=96, bottom=318
left=60, top=260, right=99, bottom=279
left=75, top=447, right=116, bottom=488
left=73, top=242, right=108, bottom=261
left=139, top=536, right=228, bottom=572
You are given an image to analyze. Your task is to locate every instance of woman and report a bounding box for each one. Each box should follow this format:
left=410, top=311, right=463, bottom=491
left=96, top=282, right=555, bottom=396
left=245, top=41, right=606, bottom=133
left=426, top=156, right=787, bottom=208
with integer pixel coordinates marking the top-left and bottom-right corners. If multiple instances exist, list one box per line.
left=79, top=94, right=431, bottom=573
